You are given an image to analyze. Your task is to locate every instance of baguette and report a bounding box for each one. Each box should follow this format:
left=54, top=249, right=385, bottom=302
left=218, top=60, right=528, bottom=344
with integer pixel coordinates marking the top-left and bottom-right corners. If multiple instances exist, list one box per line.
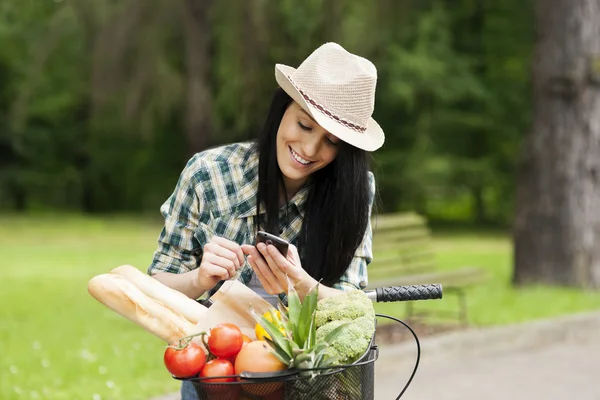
left=88, top=274, right=197, bottom=344
left=111, top=265, right=208, bottom=324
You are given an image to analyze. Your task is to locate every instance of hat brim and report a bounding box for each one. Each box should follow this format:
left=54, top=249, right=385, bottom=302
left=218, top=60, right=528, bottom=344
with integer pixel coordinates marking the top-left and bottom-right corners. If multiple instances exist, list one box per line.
left=275, top=64, right=384, bottom=152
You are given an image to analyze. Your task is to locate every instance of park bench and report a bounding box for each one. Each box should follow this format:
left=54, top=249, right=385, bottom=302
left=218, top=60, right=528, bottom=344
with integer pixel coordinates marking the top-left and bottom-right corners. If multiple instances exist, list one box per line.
left=366, top=212, right=487, bottom=326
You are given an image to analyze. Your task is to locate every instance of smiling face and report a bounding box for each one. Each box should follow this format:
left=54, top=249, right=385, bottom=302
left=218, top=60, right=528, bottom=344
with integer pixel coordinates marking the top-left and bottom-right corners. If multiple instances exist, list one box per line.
left=276, top=102, right=341, bottom=196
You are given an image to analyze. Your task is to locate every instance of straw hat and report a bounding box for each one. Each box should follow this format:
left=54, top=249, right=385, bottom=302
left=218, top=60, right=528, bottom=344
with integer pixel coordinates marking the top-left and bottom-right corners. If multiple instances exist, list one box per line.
left=275, top=42, right=385, bottom=152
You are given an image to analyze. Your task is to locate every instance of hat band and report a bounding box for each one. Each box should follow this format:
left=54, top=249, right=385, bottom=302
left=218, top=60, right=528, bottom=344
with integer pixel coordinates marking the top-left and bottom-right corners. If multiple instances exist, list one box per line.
left=287, top=75, right=367, bottom=133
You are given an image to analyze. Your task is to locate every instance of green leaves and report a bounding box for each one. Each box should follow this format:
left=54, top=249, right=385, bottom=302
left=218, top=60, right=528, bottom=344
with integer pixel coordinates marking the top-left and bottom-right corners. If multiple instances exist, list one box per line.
left=249, top=307, right=292, bottom=365
left=296, top=282, right=318, bottom=348
left=285, top=278, right=302, bottom=346
left=2, top=0, right=529, bottom=227
left=252, top=279, right=357, bottom=378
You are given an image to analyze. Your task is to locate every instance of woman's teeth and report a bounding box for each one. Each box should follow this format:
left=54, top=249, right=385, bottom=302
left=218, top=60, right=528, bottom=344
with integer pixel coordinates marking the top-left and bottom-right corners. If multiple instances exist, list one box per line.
left=290, top=147, right=311, bottom=165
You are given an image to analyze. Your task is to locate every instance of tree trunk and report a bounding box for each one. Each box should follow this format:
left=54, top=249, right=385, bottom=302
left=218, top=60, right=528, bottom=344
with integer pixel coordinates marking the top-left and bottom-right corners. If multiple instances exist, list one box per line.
left=71, top=0, right=98, bottom=213
left=182, top=0, right=214, bottom=159
left=11, top=183, right=27, bottom=211
left=513, top=0, right=600, bottom=288
left=472, top=185, right=486, bottom=225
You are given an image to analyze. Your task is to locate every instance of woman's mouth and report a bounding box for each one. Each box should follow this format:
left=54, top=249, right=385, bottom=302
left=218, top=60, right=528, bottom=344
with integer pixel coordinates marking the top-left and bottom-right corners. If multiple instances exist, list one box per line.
left=289, top=146, right=313, bottom=166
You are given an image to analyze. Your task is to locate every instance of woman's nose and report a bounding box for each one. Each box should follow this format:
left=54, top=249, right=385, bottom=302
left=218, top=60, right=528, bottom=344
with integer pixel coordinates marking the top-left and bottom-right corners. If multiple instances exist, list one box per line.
left=302, top=136, right=321, bottom=157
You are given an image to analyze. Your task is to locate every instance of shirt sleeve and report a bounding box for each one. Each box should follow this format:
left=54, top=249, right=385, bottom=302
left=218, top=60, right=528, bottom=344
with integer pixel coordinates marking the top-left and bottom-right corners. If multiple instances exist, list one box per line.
left=332, top=171, right=375, bottom=291
left=147, top=158, right=209, bottom=275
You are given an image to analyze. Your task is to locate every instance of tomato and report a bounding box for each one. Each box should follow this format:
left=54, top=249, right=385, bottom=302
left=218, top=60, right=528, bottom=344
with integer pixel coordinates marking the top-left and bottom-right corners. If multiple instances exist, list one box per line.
left=216, top=333, right=252, bottom=366
left=163, top=342, right=206, bottom=378
left=208, top=323, right=244, bottom=358
left=200, top=358, right=236, bottom=383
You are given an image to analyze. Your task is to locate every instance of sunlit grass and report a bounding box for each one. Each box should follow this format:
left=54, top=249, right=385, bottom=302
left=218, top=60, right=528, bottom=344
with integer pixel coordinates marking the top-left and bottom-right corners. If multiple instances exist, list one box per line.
left=1, top=213, right=600, bottom=399
left=374, top=229, right=600, bottom=326
left=0, top=213, right=179, bottom=400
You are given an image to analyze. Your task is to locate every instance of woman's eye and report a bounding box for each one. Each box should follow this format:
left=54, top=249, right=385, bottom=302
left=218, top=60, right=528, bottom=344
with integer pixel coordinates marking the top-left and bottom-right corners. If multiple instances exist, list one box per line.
left=326, top=137, right=339, bottom=146
left=297, top=122, right=312, bottom=131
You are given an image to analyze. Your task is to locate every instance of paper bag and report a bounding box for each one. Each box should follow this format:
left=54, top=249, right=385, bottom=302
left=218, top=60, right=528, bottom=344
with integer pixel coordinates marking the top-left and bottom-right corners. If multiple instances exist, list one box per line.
left=191, top=280, right=275, bottom=343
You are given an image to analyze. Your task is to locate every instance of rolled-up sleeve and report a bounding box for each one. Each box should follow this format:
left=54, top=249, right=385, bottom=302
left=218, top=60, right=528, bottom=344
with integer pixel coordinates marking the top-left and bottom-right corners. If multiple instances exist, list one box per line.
left=148, top=160, right=206, bottom=275
left=332, top=171, right=375, bottom=291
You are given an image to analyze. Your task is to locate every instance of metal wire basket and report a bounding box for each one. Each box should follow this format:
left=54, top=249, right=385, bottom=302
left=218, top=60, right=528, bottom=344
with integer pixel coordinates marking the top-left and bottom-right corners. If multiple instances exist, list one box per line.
left=179, top=284, right=443, bottom=399
left=180, top=329, right=378, bottom=400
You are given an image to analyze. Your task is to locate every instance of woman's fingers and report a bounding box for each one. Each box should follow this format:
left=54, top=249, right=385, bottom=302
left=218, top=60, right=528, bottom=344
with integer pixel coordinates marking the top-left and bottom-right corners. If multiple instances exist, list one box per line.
left=241, top=244, right=262, bottom=262
left=265, top=244, right=291, bottom=269
left=266, top=243, right=319, bottom=299
left=245, top=246, right=284, bottom=294
left=247, top=256, right=273, bottom=294
left=212, top=236, right=245, bottom=267
left=286, top=244, right=301, bottom=264
left=205, top=241, right=241, bottom=270
left=259, top=243, right=291, bottom=286
left=201, top=252, right=236, bottom=278
left=197, top=261, right=232, bottom=290
left=241, top=244, right=256, bottom=256
left=196, top=236, right=251, bottom=295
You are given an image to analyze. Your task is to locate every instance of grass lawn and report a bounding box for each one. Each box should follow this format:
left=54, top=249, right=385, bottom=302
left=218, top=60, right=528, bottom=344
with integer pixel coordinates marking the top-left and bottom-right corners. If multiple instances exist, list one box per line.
left=374, top=229, right=600, bottom=325
left=0, top=214, right=180, bottom=400
left=2, top=213, right=600, bottom=400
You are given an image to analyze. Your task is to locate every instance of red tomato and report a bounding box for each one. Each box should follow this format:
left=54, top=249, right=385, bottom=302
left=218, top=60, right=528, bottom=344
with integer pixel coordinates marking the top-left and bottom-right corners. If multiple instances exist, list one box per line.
left=163, top=342, right=206, bottom=378
left=228, top=334, right=253, bottom=364
left=200, top=358, right=235, bottom=382
left=208, top=323, right=244, bottom=358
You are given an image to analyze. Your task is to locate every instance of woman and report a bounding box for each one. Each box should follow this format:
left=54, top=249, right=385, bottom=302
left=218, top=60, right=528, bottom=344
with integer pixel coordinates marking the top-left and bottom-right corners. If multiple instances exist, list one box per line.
left=149, top=41, right=384, bottom=400
left=148, top=41, right=383, bottom=325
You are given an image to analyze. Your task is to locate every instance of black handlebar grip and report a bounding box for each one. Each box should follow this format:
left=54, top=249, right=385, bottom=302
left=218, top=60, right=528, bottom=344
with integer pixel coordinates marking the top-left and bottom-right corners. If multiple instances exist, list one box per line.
left=376, top=284, right=443, bottom=302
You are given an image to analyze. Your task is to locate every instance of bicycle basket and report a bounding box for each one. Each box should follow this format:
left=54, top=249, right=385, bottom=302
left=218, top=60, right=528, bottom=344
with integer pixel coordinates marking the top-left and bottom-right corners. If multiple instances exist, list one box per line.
left=181, top=332, right=378, bottom=400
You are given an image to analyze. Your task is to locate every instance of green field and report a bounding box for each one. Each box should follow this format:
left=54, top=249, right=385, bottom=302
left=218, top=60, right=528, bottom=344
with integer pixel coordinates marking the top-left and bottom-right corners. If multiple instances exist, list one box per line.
left=1, top=214, right=600, bottom=400
left=0, top=214, right=179, bottom=400
left=374, top=229, right=600, bottom=325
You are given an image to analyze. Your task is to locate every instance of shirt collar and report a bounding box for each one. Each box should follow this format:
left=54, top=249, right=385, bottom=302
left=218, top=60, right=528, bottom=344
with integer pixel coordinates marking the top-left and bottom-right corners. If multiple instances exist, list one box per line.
left=289, top=183, right=310, bottom=216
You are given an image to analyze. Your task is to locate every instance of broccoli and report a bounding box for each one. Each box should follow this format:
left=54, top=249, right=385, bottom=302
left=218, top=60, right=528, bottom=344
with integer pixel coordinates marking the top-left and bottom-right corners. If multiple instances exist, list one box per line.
left=315, top=289, right=375, bottom=326
left=314, top=289, right=376, bottom=364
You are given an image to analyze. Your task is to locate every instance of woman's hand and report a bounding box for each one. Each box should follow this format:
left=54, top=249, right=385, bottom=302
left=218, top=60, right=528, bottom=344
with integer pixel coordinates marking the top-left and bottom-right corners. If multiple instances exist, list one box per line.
left=197, top=236, right=245, bottom=293
left=241, top=243, right=318, bottom=298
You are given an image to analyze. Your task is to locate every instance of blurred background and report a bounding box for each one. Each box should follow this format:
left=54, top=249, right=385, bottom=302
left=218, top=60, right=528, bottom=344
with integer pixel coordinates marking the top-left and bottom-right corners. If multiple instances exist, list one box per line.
left=1, top=0, right=599, bottom=399
left=0, top=0, right=530, bottom=220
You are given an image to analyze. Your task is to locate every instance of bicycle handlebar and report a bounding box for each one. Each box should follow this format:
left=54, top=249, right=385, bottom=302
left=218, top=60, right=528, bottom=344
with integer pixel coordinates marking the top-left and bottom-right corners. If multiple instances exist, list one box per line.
left=198, top=284, right=443, bottom=308
left=365, top=284, right=443, bottom=303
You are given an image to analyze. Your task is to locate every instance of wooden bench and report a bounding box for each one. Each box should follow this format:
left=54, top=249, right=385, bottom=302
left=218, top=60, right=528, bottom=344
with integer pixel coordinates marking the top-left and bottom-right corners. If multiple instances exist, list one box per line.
left=366, top=212, right=487, bottom=325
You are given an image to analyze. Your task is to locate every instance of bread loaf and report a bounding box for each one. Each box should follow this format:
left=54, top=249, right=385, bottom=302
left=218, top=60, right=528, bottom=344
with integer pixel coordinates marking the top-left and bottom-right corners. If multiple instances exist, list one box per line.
left=111, top=265, right=208, bottom=324
left=88, top=274, right=197, bottom=344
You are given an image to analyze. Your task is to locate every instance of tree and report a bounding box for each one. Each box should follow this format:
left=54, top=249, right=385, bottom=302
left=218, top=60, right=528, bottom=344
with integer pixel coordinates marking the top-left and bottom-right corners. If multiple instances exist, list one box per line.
left=513, top=0, right=600, bottom=288
left=0, top=0, right=535, bottom=216
left=182, top=0, right=214, bottom=158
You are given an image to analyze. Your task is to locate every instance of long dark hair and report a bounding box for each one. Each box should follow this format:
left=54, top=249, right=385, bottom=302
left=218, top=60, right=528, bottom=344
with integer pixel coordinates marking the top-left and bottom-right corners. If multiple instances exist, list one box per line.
left=256, top=88, right=372, bottom=286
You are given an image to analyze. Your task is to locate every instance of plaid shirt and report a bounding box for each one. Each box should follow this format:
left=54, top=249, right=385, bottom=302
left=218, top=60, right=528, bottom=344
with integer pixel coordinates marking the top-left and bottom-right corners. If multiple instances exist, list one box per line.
left=148, top=141, right=374, bottom=300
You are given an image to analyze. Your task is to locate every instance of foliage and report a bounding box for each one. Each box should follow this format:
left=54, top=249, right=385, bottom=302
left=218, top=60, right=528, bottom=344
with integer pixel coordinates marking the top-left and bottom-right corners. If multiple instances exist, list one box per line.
left=252, top=281, right=350, bottom=377
left=0, top=0, right=534, bottom=225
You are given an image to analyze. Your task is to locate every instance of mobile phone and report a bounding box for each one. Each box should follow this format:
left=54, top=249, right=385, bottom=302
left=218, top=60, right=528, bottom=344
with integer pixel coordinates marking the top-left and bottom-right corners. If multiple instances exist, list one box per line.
left=255, top=231, right=289, bottom=256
